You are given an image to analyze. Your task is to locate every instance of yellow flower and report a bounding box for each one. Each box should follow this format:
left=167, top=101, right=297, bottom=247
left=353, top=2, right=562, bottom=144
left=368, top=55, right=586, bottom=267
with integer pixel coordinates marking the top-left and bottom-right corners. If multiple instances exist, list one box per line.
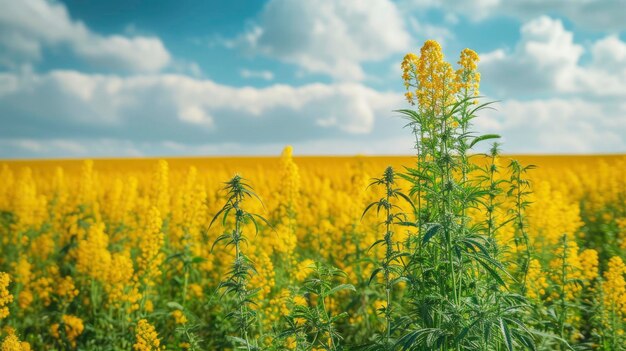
left=579, top=249, right=599, bottom=283
left=137, top=206, right=164, bottom=288
left=293, top=295, right=307, bottom=307
left=188, top=283, right=203, bottom=298
left=0, top=272, right=13, bottom=320
left=294, top=259, right=315, bottom=282
left=51, top=315, right=84, bottom=348
left=286, top=336, right=296, bottom=350
left=373, top=299, right=387, bottom=315
left=171, top=309, right=188, bottom=325
left=144, top=300, right=154, bottom=313
left=105, top=252, right=141, bottom=311
left=456, top=48, right=480, bottom=98
left=56, top=276, right=79, bottom=303
left=134, top=319, right=162, bottom=351
left=75, top=222, right=112, bottom=282
left=1, top=331, right=29, bottom=351
left=525, top=259, right=548, bottom=300
left=603, top=256, right=626, bottom=319
left=415, top=40, right=458, bottom=113
left=150, top=160, right=170, bottom=216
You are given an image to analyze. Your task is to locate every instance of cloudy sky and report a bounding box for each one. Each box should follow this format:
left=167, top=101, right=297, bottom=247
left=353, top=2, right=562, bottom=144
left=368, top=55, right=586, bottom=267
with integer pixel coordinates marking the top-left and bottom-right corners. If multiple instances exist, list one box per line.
left=0, top=0, right=625, bottom=158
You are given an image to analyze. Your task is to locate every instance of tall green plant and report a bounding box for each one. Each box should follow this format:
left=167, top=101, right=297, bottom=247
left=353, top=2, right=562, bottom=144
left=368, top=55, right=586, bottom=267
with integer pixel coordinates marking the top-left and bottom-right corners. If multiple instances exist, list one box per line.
left=363, top=166, right=414, bottom=349
left=211, top=175, right=269, bottom=350
left=394, top=40, right=535, bottom=350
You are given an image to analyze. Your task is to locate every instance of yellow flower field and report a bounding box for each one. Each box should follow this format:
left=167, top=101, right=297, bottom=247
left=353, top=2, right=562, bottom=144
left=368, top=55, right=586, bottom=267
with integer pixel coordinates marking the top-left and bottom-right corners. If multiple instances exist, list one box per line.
left=0, top=40, right=625, bottom=350
left=0, top=152, right=624, bottom=350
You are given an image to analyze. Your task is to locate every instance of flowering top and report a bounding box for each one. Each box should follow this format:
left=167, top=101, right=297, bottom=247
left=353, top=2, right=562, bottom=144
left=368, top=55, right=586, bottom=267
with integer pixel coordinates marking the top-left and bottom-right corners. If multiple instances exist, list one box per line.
left=456, top=48, right=480, bottom=98
left=401, top=40, right=481, bottom=112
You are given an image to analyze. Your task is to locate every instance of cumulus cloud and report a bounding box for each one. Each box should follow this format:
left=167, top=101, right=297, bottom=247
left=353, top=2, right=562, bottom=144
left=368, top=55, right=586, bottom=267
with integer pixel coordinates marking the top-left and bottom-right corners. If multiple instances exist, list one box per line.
left=0, top=67, right=622, bottom=157
left=0, top=70, right=403, bottom=152
left=480, top=16, right=626, bottom=97
left=480, top=16, right=583, bottom=96
left=408, top=17, right=453, bottom=45
left=409, top=0, right=626, bottom=31
left=0, top=0, right=171, bottom=72
left=0, top=136, right=421, bottom=158
left=236, top=0, right=411, bottom=81
left=480, top=98, right=625, bottom=153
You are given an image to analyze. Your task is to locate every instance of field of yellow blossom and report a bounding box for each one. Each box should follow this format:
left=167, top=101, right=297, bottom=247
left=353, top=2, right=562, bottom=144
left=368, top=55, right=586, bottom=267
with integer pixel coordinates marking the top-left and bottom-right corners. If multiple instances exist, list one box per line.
left=0, top=153, right=624, bottom=350
left=0, top=40, right=625, bottom=351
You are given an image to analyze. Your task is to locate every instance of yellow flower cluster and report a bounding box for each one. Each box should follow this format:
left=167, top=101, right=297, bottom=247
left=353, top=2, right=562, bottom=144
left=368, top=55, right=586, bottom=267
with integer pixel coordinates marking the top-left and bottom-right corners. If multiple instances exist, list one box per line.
left=602, top=256, right=626, bottom=320
left=0, top=273, right=12, bottom=320
left=50, top=314, right=84, bottom=348
left=75, top=222, right=111, bottom=282
left=456, top=48, right=480, bottom=98
left=402, top=40, right=475, bottom=113
left=134, top=319, right=162, bottom=351
left=106, top=252, right=141, bottom=311
left=171, top=309, right=187, bottom=325
left=526, top=181, right=583, bottom=251
left=579, top=249, right=599, bottom=282
left=1, top=329, right=30, bottom=351
left=525, top=259, right=548, bottom=300
left=137, top=206, right=164, bottom=288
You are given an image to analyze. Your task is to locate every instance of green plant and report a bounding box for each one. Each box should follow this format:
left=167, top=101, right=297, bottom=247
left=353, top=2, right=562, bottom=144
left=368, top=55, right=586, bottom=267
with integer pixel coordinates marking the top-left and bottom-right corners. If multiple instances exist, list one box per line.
left=211, top=174, right=269, bottom=350
left=281, top=263, right=355, bottom=351
left=395, top=40, right=535, bottom=350
left=363, top=166, right=413, bottom=349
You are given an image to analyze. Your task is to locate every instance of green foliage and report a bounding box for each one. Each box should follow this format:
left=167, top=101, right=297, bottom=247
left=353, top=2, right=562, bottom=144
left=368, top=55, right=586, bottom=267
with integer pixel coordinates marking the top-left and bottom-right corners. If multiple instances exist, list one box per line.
left=211, top=174, right=270, bottom=350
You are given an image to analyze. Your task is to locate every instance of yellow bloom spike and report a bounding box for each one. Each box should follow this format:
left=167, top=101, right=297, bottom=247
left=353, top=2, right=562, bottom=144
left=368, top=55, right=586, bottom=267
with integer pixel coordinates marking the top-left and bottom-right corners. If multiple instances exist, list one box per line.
left=402, top=40, right=459, bottom=114
left=0, top=272, right=13, bottom=320
left=134, top=319, right=162, bottom=351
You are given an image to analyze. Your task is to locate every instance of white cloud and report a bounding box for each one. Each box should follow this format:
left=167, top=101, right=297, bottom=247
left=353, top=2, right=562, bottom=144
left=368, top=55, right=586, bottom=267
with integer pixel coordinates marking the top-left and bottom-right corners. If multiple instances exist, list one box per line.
left=0, top=70, right=402, bottom=152
left=409, top=0, right=626, bottom=31
left=0, top=0, right=171, bottom=72
left=240, top=69, right=274, bottom=81
left=480, top=98, right=625, bottom=153
left=481, top=16, right=626, bottom=97
left=408, top=17, right=453, bottom=45
left=237, top=0, right=411, bottom=81
left=0, top=135, right=420, bottom=158
left=480, top=16, right=582, bottom=95
left=0, top=67, right=622, bottom=157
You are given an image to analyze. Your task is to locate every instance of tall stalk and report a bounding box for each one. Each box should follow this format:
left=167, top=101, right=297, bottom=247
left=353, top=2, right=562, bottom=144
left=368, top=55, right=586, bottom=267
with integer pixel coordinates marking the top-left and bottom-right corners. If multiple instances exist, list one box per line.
left=508, top=160, right=535, bottom=294
left=395, top=40, right=535, bottom=351
left=363, top=166, right=413, bottom=349
left=211, top=175, right=269, bottom=350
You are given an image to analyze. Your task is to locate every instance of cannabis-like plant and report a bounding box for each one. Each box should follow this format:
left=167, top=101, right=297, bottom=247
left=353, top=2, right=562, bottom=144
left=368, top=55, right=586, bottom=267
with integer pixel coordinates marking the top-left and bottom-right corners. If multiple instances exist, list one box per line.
left=211, top=175, right=269, bottom=350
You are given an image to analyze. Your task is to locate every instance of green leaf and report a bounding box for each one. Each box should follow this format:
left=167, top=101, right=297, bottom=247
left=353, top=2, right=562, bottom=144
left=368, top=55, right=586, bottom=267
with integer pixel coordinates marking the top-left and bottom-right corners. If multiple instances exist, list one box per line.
left=499, top=318, right=513, bottom=351
left=422, top=223, right=441, bottom=244
left=323, top=284, right=356, bottom=298
left=167, top=301, right=184, bottom=310
left=470, top=134, right=501, bottom=148
left=368, top=268, right=382, bottom=286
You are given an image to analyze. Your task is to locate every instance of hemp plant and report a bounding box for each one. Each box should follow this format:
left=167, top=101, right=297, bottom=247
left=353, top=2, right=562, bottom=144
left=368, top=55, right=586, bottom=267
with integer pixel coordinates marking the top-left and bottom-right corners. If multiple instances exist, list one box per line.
left=395, top=40, right=535, bottom=350
left=281, top=263, right=355, bottom=351
left=508, top=160, right=535, bottom=294
left=362, top=166, right=414, bottom=349
left=211, top=174, right=269, bottom=350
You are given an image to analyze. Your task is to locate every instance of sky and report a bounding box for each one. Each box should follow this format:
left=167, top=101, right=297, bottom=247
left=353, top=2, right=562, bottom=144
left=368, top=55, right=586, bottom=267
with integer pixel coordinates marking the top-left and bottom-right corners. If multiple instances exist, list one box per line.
left=0, top=0, right=625, bottom=158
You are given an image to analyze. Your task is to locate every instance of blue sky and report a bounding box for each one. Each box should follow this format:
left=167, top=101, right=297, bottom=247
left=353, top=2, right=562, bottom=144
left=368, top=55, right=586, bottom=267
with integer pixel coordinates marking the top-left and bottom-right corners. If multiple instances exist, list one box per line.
left=0, top=0, right=625, bottom=158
